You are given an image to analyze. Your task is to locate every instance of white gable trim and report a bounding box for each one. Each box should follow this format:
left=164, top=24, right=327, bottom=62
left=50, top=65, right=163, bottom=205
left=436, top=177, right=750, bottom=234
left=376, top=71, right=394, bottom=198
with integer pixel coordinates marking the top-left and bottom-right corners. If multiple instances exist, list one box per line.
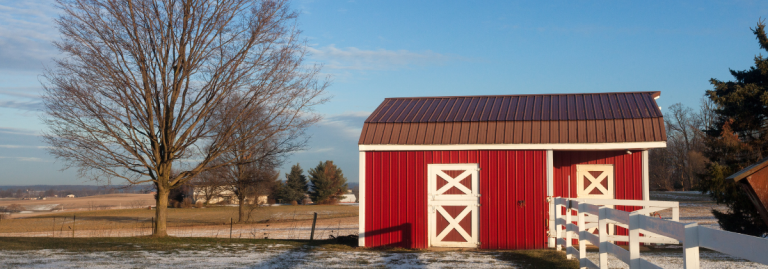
left=359, top=142, right=666, bottom=152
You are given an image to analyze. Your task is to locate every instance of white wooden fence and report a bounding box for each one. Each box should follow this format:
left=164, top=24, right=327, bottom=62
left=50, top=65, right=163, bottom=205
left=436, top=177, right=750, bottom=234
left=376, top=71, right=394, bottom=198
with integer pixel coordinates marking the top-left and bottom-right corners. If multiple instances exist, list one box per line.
left=553, top=197, right=768, bottom=269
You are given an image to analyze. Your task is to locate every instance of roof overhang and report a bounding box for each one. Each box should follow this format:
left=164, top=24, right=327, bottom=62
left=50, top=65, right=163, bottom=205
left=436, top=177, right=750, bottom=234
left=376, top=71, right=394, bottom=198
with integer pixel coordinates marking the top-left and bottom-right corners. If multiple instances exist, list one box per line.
left=727, top=156, right=768, bottom=182
left=359, top=141, right=666, bottom=152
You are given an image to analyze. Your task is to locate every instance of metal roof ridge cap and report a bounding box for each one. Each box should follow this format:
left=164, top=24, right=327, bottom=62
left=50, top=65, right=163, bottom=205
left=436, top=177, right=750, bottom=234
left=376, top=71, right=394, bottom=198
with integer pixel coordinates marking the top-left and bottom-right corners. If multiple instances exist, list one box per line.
left=381, top=91, right=663, bottom=99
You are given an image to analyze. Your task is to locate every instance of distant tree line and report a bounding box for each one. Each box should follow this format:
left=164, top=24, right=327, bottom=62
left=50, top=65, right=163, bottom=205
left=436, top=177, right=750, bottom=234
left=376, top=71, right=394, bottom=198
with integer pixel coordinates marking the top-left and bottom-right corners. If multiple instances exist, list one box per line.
left=0, top=185, right=152, bottom=199
left=650, top=20, right=768, bottom=237
left=185, top=160, right=349, bottom=208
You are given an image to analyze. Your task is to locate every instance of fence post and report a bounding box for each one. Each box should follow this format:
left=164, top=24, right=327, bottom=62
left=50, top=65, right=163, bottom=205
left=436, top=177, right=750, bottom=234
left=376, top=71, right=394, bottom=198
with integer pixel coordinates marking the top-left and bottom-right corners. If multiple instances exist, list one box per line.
left=578, top=203, right=587, bottom=268
left=555, top=198, right=563, bottom=251
left=598, top=207, right=608, bottom=269
left=72, top=215, right=76, bottom=238
left=672, top=207, right=680, bottom=222
left=310, top=212, right=318, bottom=241
left=683, top=223, right=700, bottom=269
left=629, top=212, right=641, bottom=268
left=52, top=217, right=55, bottom=238
left=230, top=218, right=233, bottom=239
left=565, top=199, right=573, bottom=259
left=151, top=217, right=154, bottom=235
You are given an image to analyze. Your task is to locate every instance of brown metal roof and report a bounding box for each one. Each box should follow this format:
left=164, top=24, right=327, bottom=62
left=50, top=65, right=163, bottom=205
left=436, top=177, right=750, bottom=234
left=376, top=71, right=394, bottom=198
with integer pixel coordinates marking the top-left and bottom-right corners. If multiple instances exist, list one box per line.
left=365, top=92, right=662, bottom=123
left=360, top=92, right=666, bottom=145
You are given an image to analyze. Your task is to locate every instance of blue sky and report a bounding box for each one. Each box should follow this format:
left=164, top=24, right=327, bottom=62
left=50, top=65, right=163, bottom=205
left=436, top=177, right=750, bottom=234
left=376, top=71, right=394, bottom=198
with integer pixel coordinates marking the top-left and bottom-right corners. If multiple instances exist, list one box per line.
left=0, top=0, right=767, bottom=185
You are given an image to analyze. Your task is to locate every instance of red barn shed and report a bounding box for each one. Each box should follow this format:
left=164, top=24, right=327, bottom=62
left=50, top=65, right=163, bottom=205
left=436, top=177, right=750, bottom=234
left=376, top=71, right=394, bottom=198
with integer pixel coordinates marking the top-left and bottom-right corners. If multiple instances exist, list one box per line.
left=357, top=92, right=667, bottom=249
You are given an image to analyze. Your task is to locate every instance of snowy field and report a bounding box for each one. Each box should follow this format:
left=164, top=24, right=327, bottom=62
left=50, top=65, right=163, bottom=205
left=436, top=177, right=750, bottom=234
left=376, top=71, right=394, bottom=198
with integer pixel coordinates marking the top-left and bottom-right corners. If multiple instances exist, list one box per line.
left=0, top=244, right=520, bottom=268
left=584, top=248, right=768, bottom=269
left=0, top=244, right=766, bottom=268
left=1, top=191, right=765, bottom=268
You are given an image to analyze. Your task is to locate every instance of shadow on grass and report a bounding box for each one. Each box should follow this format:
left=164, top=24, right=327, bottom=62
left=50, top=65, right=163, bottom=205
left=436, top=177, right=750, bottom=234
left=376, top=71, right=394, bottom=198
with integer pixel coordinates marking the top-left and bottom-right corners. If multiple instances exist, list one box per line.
left=488, top=249, right=579, bottom=269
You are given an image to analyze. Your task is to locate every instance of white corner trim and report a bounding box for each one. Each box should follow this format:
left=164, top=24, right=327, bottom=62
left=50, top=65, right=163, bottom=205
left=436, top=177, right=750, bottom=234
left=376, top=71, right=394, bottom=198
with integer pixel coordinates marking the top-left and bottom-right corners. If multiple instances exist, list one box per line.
left=358, top=142, right=666, bottom=152
left=546, top=150, right=555, bottom=248
left=642, top=150, right=649, bottom=201
left=358, top=151, right=366, bottom=247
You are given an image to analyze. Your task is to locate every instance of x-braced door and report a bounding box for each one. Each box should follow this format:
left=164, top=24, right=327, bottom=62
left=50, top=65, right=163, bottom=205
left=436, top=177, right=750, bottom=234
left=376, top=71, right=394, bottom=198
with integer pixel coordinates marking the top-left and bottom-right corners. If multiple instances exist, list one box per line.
left=576, top=164, right=615, bottom=238
left=428, top=164, right=479, bottom=247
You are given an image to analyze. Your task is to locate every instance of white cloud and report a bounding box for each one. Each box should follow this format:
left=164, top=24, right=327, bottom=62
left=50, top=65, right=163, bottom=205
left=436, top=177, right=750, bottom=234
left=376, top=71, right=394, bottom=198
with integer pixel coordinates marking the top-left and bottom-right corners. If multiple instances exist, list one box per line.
left=307, top=45, right=456, bottom=70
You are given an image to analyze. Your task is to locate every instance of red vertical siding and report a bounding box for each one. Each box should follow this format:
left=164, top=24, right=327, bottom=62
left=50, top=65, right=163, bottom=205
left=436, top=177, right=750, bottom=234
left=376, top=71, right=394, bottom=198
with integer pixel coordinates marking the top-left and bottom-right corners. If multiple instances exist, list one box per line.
left=364, top=150, right=547, bottom=249
left=552, top=150, right=642, bottom=200
left=552, top=151, right=643, bottom=245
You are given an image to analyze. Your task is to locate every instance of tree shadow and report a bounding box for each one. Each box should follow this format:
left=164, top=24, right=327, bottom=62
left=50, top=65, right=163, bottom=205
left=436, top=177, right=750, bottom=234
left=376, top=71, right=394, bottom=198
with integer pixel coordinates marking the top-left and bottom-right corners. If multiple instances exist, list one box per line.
left=361, top=223, right=413, bottom=248
left=480, top=249, right=579, bottom=269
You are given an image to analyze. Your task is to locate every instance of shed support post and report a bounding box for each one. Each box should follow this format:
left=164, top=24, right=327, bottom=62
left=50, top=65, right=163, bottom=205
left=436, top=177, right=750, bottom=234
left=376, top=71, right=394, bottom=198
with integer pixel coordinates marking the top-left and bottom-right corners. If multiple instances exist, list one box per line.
left=547, top=149, right=555, bottom=248
left=358, top=151, right=366, bottom=247
left=642, top=150, right=649, bottom=202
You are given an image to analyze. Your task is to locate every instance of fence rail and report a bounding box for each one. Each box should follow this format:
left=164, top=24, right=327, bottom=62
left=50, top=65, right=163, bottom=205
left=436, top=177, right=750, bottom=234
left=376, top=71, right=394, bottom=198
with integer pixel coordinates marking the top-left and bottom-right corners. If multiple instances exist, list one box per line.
left=553, top=197, right=768, bottom=269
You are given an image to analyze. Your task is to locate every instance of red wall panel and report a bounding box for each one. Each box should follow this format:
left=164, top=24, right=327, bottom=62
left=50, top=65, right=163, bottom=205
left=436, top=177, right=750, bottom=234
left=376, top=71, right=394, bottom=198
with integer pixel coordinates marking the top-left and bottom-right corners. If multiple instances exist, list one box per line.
left=552, top=150, right=643, bottom=244
left=364, top=150, right=547, bottom=249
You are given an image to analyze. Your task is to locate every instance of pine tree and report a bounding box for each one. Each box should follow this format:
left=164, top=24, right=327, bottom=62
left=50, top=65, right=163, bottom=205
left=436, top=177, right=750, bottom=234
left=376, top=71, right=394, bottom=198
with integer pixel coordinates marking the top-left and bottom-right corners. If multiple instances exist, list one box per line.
left=701, top=20, right=768, bottom=237
left=308, top=160, right=348, bottom=204
left=280, top=164, right=309, bottom=204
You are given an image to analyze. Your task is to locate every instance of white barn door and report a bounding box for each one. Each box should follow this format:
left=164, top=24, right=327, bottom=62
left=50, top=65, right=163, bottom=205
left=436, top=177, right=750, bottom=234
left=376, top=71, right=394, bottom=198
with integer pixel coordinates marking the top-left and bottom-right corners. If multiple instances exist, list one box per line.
left=427, top=164, right=479, bottom=248
left=576, top=164, right=615, bottom=237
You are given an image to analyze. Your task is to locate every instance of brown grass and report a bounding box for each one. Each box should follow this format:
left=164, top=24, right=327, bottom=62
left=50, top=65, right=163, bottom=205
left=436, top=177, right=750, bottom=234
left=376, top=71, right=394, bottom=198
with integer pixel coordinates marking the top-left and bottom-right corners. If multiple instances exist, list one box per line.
left=0, top=205, right=358, bottom=237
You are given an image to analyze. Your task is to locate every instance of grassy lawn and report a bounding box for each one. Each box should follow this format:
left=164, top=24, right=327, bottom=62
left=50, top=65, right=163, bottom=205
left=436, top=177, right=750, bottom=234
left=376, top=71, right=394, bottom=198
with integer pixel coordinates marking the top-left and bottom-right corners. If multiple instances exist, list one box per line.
left=0, top=205, right=358, bottom=234
left=0, top=237, right=578, bottom=268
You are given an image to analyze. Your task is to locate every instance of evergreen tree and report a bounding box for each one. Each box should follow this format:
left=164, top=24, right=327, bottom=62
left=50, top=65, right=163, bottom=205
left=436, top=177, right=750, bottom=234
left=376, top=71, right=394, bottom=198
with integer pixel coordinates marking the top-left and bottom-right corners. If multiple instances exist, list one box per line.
left=279, top=164, right=309, bottom=204
left=308, top=160, right=348, bottom=204
left=701, top=20, right=768, bottom=236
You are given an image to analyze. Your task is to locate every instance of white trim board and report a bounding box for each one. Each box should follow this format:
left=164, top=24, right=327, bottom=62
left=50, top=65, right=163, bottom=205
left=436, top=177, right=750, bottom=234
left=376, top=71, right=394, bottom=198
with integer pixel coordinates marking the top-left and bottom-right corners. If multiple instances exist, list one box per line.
left=546, top=150, right=555, bottom=249
left=358, top=151, right=366, bottom=247
left=642, top=150, right=649, bottom=201
left=359, top=142, right=666, bottom=152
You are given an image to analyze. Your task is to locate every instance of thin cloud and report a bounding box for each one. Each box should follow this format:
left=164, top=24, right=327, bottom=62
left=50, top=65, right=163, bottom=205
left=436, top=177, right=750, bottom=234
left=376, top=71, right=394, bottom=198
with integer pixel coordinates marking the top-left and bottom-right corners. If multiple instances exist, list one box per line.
left=0, top=1, right=60, bottom=71
left=0, top=145, right=50, bottom=149
left=307, top=45, right=459, bottom=70
left=0, top=156, right=49, bottom=162
left=0, top=100, right=43, bottom=111
left=317, top=111, right=369, bottom=138
left=0, top=87, right=43, bottom=99
left=0, top=127, right=40, bottom=136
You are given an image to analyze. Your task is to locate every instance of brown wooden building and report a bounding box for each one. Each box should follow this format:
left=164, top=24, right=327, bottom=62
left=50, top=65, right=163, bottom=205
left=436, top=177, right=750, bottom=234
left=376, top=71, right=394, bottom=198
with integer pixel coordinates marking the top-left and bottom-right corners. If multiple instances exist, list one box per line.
left=726, top=158, right=768, bottom=227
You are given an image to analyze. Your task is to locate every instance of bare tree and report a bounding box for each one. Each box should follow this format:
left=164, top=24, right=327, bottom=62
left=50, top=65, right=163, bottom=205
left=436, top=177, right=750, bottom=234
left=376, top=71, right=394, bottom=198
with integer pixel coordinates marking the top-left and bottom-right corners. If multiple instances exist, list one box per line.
left=659, top=103, right=709, bottom=190
left=42, top=0, right=327, bottom=236
left=215, top=97, right=293, bottom=222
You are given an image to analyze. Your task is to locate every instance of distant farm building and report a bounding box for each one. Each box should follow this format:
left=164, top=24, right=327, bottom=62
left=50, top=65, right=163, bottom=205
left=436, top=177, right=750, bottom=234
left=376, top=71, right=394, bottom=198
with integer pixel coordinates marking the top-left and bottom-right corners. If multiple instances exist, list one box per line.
left=192, top=186, right=267, bottom=205
left=726, top=157, right=768, bottom=227
left=339, top=190, right=357, bottom=203
left=66, top=194, right=75, bottom=198
left=358, top=92, right=666, bottom=249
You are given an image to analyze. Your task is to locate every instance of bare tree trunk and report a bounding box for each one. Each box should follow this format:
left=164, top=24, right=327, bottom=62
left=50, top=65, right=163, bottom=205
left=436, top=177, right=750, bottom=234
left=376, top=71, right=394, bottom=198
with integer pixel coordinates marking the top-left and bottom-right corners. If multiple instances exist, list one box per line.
left=154, top=187, right=170, bottom=237
left=238, top=194, right=246, bottom=223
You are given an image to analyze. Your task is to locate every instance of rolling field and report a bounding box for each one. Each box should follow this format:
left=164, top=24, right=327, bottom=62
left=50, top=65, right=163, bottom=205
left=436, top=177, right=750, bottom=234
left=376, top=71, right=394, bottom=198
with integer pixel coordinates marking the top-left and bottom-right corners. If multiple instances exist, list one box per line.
left=0, top=204, right=359, bottom=239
